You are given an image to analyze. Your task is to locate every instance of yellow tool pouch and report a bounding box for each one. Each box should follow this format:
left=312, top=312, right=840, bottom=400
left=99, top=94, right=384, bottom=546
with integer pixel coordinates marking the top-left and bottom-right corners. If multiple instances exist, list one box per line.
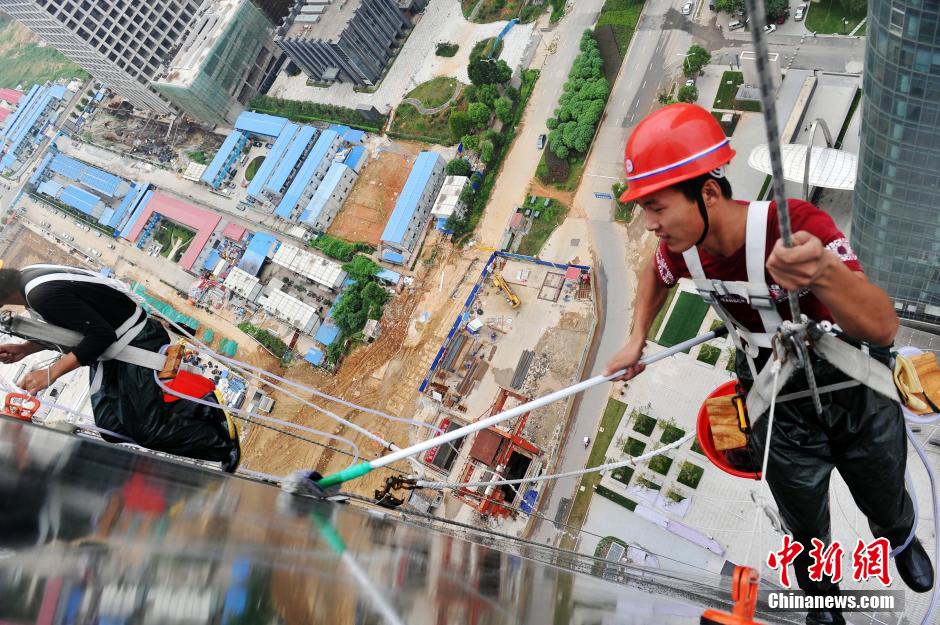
left=894, top=352, right=940, bottom=415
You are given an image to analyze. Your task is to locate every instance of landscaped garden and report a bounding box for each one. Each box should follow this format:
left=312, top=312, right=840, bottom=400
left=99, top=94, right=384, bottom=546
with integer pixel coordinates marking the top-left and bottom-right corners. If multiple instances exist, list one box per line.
left=677, top=462, right=705, bottom=489
left=657, top=291, right=710, bottom=348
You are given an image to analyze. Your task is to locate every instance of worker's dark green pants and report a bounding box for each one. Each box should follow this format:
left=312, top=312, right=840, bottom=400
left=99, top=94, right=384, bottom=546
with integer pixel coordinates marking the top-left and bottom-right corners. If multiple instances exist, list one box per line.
left=737, top=347, right=914, bottom=596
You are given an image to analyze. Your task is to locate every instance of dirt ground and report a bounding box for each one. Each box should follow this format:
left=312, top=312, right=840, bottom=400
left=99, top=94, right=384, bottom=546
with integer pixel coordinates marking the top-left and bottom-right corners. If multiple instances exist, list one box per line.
left=0, top=225, right=86, bottom=268
left=327, top=142, right=425, bottom=246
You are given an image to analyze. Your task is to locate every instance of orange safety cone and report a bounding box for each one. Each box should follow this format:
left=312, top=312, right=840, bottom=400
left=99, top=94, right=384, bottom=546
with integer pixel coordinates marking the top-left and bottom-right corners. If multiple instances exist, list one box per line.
left=701, top=566, right=765, bottom=624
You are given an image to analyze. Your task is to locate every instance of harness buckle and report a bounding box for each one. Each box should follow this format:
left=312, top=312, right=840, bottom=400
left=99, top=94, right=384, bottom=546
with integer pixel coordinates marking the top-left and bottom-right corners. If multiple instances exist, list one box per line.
left=711, top=279, right=730, bottom=297
left=748, top=295, right=775, bottom=311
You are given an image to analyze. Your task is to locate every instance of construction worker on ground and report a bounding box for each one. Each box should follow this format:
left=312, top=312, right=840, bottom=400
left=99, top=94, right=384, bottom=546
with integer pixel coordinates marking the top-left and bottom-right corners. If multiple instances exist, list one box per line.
left=0, top=263, right=240, bottom=472
left=604, top=103, right=933, bottom=625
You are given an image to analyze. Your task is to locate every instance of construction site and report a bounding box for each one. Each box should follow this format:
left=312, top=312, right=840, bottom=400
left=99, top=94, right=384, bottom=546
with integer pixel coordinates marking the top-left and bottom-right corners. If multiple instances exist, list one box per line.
left=415, top=253, right=595, bottom=531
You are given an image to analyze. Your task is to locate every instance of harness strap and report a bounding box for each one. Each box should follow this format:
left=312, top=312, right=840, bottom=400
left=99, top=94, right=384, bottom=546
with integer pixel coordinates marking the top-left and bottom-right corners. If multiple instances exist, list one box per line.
left=745, top=201, right=783, bottom=334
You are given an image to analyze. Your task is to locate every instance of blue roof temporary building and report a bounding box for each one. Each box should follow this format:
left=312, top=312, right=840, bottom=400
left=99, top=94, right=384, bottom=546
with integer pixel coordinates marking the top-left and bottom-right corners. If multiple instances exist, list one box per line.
left=234, top=111, right=288, bottom=138
left=47, top=154, right=128, bottom=197
left=60, top=184, right=102, bottom=215
left=36, top=179, right=62, bottom=197
left=381, top=151, right=442, bottom=247
left=247, top=123, right=298, bottom=198
left=201, top=131, right=248, bottom=190
left=119, top=188, right=155, bottom=239
left=203, top=248, right=221, bottom=270
left=304, top=347, right=325, bottom=366
left=376, top=268, right=400, bottom=285
left=29, top=152, right=52, bottom=184
left=344, top=146, right=366, bottom=172
left=274, top=129, right=339, bottom=220
left=108, top=182, right=150, bottom=230
left=381, top=250, right=405, bottom=265
left=237, top=232, right=279, bottom=276
left=299, top=161, right=351, bottom=226
left=314, top=323, right=340, bottom=347
left=264, top=125, right=317, bottom=194
left=0, top=84, right=66, bottom=170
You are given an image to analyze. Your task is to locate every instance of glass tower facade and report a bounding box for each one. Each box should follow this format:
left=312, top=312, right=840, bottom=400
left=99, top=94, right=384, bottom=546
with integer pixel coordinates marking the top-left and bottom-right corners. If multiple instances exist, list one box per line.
left=852, top=1, right=940, bottom=324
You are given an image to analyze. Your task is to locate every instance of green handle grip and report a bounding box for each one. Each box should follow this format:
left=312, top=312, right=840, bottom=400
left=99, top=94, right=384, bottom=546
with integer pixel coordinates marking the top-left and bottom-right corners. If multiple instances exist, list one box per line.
left=316, top=461, right=373, bottom=488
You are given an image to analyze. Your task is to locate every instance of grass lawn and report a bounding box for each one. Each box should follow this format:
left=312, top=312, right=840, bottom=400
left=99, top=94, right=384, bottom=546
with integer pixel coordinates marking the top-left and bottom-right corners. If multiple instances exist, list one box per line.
left=648, top=287, right=678, bottom=340
left=462, top=0, right=525, bottom=22
left=559, top=398, right=627, bottom=550
left=596, top=0, right=645, bottom=56
left=404, top=77, right=459, bottom=109
left=245, top=156, right=264, bottom=181
left=516, top=198, right=568, bottom=256
left=390, top=96, right=465, bottom=146
left=713, top=71, right=743, bottom=109
left=595, top=484, right=638, bottom=510
left=658, top=291, right=710, bottom=348
left=804, top=0, right=867, bottom=35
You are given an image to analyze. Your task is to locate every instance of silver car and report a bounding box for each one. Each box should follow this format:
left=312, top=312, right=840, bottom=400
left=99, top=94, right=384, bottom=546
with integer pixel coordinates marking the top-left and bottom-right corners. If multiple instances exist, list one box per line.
left=682, top=2, right=693, bottom=15
left=794, top=4, right=806, bottom=21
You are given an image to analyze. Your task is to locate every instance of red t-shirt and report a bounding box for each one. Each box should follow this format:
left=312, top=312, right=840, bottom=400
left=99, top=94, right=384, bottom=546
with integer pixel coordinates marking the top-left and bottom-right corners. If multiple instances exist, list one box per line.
left=654, top=199, right=862, bottom=333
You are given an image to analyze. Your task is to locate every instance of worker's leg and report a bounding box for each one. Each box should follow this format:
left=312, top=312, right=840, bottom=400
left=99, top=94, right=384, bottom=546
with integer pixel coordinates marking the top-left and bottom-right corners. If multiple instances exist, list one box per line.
left=91, top=319, right=235, bottom=463
left=749, top=398, right=841, bottom=598
left=829, top=387, right=915, bottom=549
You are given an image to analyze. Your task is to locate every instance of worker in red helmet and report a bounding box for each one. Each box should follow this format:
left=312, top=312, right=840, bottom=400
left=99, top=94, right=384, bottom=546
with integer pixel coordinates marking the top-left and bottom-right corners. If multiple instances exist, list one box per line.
left=604, top=103, right=933, bottom=625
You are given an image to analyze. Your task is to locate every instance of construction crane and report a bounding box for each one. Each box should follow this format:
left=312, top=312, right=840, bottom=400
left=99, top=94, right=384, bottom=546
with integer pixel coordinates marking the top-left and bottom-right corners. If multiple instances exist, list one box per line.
left=491, top=270, right=520, bottom=309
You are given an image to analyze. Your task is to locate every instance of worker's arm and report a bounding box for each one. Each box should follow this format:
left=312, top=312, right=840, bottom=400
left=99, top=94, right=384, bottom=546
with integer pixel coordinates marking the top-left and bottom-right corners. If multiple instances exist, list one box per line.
left=604, top=255, right=670, bottom=380
left=18, top=352, right=80, bottom=396
left=0, top=341, right=45, bottom=364
left=766, top=231, right=899, bottom=346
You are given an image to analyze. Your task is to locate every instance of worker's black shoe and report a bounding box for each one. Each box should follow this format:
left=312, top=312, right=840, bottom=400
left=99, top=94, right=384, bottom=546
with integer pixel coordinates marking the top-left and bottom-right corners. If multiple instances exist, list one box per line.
left=220, top=438, right=240, bottom=473
left=895, top=537, right=934, bottom=593
left=805, top=608, right=845, bottom=625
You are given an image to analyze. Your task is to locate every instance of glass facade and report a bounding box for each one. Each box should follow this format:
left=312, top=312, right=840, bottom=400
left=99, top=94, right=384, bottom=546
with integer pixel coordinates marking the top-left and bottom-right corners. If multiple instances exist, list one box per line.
left=852, top=1, right=940, bottom=323
left=152, top=0, right=275, bottom=126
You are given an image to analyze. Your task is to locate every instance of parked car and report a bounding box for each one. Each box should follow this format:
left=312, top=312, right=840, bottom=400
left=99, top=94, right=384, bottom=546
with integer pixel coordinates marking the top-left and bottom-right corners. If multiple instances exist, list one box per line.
left=537, top=133, right=546, bottom=150
left=794, top=4, right=806, bottom=21
left=764, top=23, right=776, bottom=34
left=685, top=78, right=695, bottom=87
left=728, top=20, right=744, bottom=30
left=681, top=2, right=693, bottom=15
left=89, top=248, right=101, bottom=257
left=107, top=243, right=116, bottom=249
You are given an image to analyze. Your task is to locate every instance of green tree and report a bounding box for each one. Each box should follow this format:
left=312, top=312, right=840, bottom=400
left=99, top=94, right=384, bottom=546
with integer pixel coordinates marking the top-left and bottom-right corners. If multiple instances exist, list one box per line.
left=677, top=85, right=698, bottom=103
left=494, top=59, right=512, bottom=84
left=468, top=58, right=496, bottom=85
left=477, top=84, right=499, bottom=108
left=546, top=117, right=559, bottom=130
left=446, top=158, right=472, bottom=176
left=468, top=102, right=491, bottom=128
left=504, top=85, right=519, bottom=102
left=684, top=44, right=711, bottom=77
left=463, top=85, right=478, bottom=103
left=479, top=140, right=495, bottom=163
left=494, top=97, right=513, bottom=124
left=765, top=0, right=789, bottom=21
left=714, top=0, right=735, bottom=13
left=342, top=254, right=380, bottom=283
left=448, top=110, right=472, bottom=141
left=460, top=134, right=479, bottom=151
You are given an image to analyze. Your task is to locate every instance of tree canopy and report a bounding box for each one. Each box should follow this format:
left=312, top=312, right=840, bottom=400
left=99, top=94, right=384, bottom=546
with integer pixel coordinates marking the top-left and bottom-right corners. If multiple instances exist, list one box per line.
left=448, top=110, right=471, bottom=141
left=446, top=158, right=472, bottom=176
left=494, top=97, right=513, bottom=124
left=684, top=44, right=711, bottom=77
left=468, top=102, right=492, bottom=128
left=547, top=30, right=609, bottom=161
left=677, top=84, right=698, bottom=103
left=468, top=58, right=512, bottom=86
left=342, top=254, right=380, bottom=283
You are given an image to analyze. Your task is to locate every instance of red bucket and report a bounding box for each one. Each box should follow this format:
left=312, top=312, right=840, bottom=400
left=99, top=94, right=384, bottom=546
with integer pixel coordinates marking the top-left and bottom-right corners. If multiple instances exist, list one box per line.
left=696, top=380, right=761, bottom=480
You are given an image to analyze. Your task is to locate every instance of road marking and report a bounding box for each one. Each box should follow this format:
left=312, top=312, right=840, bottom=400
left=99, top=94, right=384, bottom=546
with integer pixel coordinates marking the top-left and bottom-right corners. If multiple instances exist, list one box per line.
left=642, top=79, right=647, bottom=89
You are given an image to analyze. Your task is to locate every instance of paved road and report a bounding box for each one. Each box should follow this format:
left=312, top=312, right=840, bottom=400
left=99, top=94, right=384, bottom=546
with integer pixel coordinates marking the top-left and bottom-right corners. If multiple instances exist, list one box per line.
left=528, top=0, right=693, bottom=547
left=476, top=0, right=608, bottom=247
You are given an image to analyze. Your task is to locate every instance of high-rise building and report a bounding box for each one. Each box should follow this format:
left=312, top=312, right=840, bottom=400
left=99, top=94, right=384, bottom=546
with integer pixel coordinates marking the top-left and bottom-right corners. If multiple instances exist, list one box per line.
left=852, top=2, right=940, bottom=324
left=0, top=0, right=207, bottom=113
left=249, top=0, right=294, bottom=25
left=275, top=0, right=408, bottom=86
left=151, top=0, right=283, bottom=126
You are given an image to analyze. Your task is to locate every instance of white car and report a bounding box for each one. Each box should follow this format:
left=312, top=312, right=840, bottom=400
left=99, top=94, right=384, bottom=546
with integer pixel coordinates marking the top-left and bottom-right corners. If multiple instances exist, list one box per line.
left=794, top=4, right=806, bottom=21
left=682, top=2, right=693, bottom=15
left=764, top=23, right=776, bottom=34
left=685, top=78, right=696, bottom=87
left=89, top=248, right=101, bottom=257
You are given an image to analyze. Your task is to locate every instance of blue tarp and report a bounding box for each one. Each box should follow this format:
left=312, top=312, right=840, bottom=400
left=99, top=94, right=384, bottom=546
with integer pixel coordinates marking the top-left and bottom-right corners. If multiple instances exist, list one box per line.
left=304, top=347, right=325, bottom=365
left=235, top=111, right=288, bottom=138
left=381, top=151, right=442, bottom=246
left=265, top=125, right=317, bottom=194
left=237, top=232, right=278, bottom=276
left=203, top=248, right=221, bottom=270
left=247, top=123, right=298, bottom=198
left=315, top=323, right=340, bottom=346
left=381, top=250, right=405, bottom=265
left=275, top=129, right=339, bottom=220
left=60, top=184, right=100, bottom=215
left=521, top=489, right=538, bottom=514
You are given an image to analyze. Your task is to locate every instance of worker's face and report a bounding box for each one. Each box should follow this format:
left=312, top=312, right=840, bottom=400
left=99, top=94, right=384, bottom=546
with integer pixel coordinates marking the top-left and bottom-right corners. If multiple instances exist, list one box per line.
left=637, top=187, right=703, bottom=253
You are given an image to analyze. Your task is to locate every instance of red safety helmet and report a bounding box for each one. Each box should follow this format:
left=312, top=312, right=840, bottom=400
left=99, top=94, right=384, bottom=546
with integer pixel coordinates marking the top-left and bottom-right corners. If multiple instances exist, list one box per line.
left=620, top=103, right=736, bottom=204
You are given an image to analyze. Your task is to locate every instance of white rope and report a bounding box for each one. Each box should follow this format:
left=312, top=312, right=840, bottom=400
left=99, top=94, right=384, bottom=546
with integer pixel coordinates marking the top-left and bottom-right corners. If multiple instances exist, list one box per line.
left=416, top=432, right=695, bottom=490
left=745, top=360, right=781, bottom=574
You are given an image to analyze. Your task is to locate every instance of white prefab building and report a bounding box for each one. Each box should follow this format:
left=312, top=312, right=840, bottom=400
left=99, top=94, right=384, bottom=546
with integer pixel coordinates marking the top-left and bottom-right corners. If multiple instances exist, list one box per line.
left=257, top=288, right=320, bottom=335
left=299, top=162, right=358, bottom=232
left=223, top=267, right=262, bottom=301
left=270, top=243, right=347, bottom=291
left=379, top=151, right=446, bottom=265
left=430, top=175, right=469, bottom=230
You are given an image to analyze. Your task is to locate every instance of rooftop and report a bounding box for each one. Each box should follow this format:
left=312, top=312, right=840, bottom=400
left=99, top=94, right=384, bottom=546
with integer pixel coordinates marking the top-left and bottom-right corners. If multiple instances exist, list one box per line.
left=381, top=151, right=442, bottom=245
left=235, top=111, right=289, bottom=138
left=284, top=0, right=363, bottom=42
left=160, top=0, right=248, bottom=86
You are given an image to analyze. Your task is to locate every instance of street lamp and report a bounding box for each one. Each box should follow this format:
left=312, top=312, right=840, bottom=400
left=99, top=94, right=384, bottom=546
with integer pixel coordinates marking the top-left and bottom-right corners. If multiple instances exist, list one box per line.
left=678, top=52, right=691, bottom=76
left=843, top=17, right=849, bottom=34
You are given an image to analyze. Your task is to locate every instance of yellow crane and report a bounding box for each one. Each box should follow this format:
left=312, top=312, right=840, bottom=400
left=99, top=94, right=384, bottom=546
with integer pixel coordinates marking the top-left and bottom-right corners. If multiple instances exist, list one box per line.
left=491, top=270, right=520, bottom=309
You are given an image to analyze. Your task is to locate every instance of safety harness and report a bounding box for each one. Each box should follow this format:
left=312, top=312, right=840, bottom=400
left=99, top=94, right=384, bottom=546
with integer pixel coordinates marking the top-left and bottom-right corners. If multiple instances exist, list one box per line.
left=6, top=264, right=184, bottom=391
left=681, top=202, right=900, bottom=419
